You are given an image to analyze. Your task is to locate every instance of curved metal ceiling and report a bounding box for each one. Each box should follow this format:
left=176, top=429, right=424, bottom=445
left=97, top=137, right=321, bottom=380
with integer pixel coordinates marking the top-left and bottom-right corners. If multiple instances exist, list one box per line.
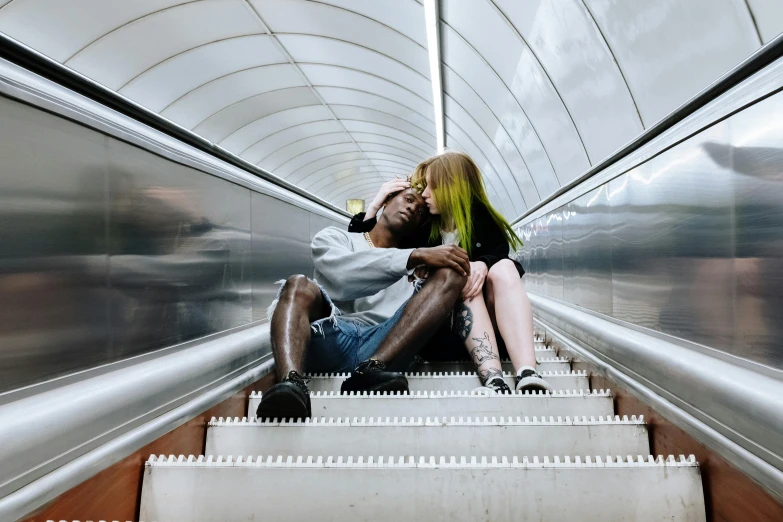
left=0, top=0, right=779, bottom=216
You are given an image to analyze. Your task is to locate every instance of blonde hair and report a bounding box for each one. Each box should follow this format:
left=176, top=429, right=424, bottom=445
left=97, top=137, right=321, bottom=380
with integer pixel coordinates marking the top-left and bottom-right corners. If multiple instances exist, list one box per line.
left=411, top=151, right=522, bottom=254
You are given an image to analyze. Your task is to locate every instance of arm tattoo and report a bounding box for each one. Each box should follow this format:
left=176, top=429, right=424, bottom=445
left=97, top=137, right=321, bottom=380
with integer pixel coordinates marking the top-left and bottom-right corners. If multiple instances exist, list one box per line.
left=453, top=302, right=473, bottom=341
left=470, top=332, right=499, bottom=365
left=478, top=367, right=504, bottom=384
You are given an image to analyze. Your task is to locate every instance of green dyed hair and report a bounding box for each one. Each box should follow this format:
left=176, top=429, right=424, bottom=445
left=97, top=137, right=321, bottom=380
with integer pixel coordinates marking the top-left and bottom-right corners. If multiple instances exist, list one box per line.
left=411, top=151, right=522, bottom=255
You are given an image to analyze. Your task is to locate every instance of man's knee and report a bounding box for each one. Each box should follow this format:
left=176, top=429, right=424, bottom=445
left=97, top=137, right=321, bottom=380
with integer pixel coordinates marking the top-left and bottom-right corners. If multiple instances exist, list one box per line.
left=429, top=267, right=467, bottom=292
left=487, top=259, right=518, bottom=285
left=281, top=274, right=320, bottom=302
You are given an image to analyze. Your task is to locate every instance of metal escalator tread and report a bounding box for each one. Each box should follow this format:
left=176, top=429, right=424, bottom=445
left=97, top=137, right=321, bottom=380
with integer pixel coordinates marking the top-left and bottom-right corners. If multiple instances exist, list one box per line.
left=141, top=455, right=705, bottom=521
left=414, top=357, right=571, bottom=373
left=303, top=370, right=589, bottom=392
left=205, top=415, right=650, bottom=457
left=247, top=389, right=615, bottom=418
left=139, top=333, right=705, bottom=521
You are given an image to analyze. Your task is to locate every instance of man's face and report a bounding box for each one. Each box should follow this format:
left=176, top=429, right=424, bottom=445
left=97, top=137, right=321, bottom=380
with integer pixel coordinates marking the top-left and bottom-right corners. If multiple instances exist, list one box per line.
left=383, top=188, right=429, bottom=233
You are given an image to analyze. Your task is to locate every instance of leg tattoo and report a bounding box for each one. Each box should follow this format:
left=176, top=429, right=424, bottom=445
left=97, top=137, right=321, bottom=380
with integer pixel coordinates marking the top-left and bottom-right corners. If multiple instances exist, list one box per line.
left=454, top=302, right=473, bottom=341
left=478, top=367, right=504, bottom=384
left=470, top=332, right=499, bottom=365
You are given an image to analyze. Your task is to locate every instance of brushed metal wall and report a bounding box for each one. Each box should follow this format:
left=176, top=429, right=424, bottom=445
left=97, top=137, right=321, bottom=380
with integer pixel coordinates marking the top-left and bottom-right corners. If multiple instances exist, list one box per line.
left=0, top=95, right=341, bottom=393
left=518, top=89, right=783, bottom=370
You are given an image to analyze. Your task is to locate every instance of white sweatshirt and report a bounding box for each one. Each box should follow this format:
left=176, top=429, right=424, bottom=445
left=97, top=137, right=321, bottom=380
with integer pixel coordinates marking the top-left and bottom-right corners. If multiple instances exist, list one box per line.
left=311, top=227, right=415, bottom=326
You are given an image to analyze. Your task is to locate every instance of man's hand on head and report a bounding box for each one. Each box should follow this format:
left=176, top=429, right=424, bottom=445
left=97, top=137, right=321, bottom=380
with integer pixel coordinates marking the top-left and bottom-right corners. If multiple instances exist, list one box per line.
left=408, top=245, right=471, bottom=276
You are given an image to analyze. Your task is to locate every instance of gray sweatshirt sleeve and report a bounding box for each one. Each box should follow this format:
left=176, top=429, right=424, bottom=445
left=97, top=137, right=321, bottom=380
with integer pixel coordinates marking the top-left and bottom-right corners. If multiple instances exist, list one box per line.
left=312, top=227, right=414, bottom=301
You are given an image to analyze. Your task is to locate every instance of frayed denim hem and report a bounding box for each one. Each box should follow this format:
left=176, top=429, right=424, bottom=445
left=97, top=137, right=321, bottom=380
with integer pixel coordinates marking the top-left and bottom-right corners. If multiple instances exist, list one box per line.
left=266, top=278, right=341, bottom=336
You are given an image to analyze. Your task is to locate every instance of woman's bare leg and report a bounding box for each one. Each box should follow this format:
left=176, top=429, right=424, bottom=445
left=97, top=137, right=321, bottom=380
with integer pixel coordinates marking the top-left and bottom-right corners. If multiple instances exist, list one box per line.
left=483, top=260, right=537, bottom=373
left=453, top=294, right=503, bottom=385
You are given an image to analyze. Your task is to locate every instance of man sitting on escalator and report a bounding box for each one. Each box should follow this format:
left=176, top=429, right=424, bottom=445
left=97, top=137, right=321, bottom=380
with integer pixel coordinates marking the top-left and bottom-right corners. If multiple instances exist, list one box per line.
left=256, top=186, right=469, bottom=420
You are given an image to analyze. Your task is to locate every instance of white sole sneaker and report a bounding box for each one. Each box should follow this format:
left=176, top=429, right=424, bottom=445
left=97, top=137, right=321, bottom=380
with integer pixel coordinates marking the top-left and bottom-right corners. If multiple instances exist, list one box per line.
left=515, top=374, right=553, bottom=393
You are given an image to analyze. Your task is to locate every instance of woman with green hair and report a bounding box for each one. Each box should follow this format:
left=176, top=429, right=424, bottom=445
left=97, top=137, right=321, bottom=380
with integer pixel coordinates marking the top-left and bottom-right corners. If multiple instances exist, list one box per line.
left=349, top=151, right=550, bottom=394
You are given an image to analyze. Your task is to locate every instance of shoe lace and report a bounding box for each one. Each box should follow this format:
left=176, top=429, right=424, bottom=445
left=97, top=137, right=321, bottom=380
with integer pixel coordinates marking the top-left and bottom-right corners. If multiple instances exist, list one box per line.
left=284, top=371, right=310, bottom=393
left=356, top=358, right=386, bottom=373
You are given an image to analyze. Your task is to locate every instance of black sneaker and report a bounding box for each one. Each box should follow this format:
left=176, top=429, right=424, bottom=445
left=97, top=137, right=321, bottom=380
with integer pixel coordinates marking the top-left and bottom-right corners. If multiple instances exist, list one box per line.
left=485, top=376, right=513, bottom=394
left=256, top=371, right=311, bottom=420
left=340, top=359, right=409, bottom=394
left=515, top=368, right=553, bottom=393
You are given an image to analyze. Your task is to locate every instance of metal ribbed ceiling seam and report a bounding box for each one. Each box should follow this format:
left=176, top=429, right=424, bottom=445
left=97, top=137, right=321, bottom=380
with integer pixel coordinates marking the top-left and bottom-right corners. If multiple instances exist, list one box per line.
left=0, top=0, right=780, bottom=215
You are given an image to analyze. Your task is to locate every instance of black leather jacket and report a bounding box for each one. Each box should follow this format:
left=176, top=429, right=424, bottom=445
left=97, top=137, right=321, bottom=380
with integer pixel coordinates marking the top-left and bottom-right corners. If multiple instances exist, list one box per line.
left=348, top=202, right=524, bottom=277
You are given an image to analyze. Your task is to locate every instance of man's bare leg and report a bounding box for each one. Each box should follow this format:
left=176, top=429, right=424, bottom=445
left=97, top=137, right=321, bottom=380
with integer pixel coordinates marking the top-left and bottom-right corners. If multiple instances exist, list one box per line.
left=258, top=275, right=329, bottom=420
left=369, top=267, right=466, bottom=369
left=270, top=274, right=330, bottom=379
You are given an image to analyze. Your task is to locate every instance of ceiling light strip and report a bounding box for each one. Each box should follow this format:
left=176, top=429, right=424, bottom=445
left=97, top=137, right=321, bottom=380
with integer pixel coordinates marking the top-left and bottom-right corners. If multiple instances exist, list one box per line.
left=424, top=0, right=445, bottom=154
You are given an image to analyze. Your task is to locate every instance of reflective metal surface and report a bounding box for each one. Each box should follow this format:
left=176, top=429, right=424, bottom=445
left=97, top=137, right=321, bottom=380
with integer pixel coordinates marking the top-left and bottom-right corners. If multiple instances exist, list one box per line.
left=519, top=88, right=783, bottom=370
left=0, top=93, right=341, bottom=393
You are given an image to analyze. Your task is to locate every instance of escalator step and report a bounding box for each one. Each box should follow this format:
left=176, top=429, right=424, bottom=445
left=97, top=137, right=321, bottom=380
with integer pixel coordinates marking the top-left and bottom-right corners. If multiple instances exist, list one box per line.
left=412, top=357, right=571, bottom=373
left=140, top=455, right=705, bottom=522
left=206, top=415, right=649, bottom=458
left=247, top=390, right=615, bottom=418
left=302, top=370, right=589, bottom=392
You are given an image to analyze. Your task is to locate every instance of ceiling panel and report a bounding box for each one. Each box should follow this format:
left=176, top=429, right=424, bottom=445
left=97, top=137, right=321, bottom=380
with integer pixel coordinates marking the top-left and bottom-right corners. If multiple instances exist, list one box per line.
left=330, top=105, right=434, bottom=145
left=193, top=86, right=320, bottom=142
left=120, top=35, right=286, bottom=112
left=261, top=132, right=352, bottom=171
left=286, top=151, right=368, bottom=183
left=316, top=88, right=433, bottom=133
left=492, top=0, right=644, bottom=164
left=276, top=34, right=432, bottom=101
left=342, top=121, right=435, bottom=152
left=440, top=22, right=588, bottom=189
left=272, top=142, right=360, bottom=177
left=349, top=132, right=431, bottom=157
left=299, top=165, right=380, bottom=191
left=251, top=0, right=430, bottom=76
left=313, top=0, right=427, bottom=46
left=356, top=143, right=427, bottom=163
left=0, top=0, right=185, bottom=62
left=66, top=0, right=262, bottom=89
left=241, top=120, right=345, bottom=165
left=310, top=77, right=433, bottom=122
left=162, top=63, right=304, bottom=129
left=584, top=0, right=758, bottom=125
left=746, top=0, right=783, bottom=43
left=441, top=1, right=590, bottom=184
left=221, top=106, right=333, bottom=153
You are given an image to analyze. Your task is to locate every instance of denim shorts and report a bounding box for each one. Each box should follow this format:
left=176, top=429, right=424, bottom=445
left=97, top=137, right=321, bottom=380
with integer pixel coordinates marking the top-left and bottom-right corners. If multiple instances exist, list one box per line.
left=305, top=297, right=412, bottom=373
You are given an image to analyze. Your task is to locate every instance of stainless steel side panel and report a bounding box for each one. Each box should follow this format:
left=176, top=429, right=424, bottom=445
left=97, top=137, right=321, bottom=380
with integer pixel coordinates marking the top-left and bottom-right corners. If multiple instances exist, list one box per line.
left=0, top=96, right=110, bottom=392
left=107, top=137, right=254, bottom=357
left=562, top=186, right=613, bottom=317
left=519, top=88, right=783, bottom=371
left=250, top=194, right=313, bottom=322
left=0, top=76, right=343, bottom=393
left=608, top=123, right=736, bottom=351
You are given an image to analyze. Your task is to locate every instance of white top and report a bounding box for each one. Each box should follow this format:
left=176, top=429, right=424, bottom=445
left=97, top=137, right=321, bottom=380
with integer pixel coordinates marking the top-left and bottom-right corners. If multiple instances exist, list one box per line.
left=441, top=229, right=461, bottom=246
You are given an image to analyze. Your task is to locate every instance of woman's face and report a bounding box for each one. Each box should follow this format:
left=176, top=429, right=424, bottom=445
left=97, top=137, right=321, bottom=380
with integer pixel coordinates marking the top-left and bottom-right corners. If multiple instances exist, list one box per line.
left=420, top=171, right=440, bottom=215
